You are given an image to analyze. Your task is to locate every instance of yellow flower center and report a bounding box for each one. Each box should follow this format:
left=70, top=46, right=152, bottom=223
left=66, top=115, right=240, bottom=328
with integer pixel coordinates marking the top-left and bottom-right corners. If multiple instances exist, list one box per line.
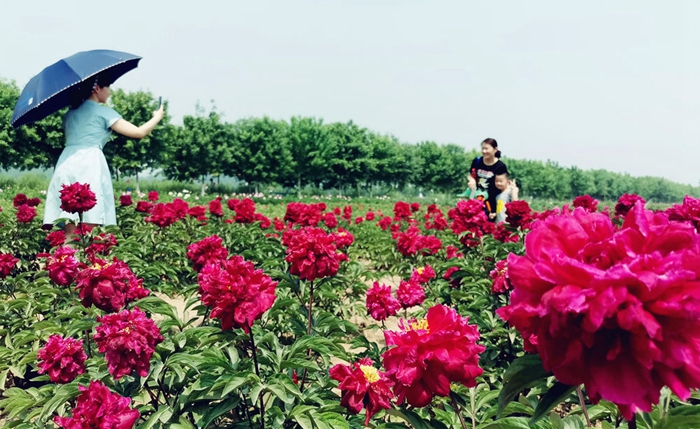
left=91, top=262, right=110, bottom=270
left=417, top=267, right=424, bottom=275
left=408, top=318, right=430, bottom=332
left=360, top=365, right=380, bottom=383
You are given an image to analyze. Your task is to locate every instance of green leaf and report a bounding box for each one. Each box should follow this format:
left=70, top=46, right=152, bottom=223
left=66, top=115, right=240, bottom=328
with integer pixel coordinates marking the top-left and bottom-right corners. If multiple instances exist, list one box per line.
left=195, top=397, right=239, bottom=428
left=140, top=405, right=174, bottom=429
left=655, top=415, right=700, bottom=429
left=38, top=383, right=80, bottom=422
left=530, top=382, right=577, bottom=424
left=477, top=417, right=534, bottom=429
left=312, top=411, right=350, bottom=429
left=497, top=354, right=551, bottom=418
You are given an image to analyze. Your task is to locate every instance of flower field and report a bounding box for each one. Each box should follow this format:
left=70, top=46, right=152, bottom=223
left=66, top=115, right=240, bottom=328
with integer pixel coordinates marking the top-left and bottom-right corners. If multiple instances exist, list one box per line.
left=1, top=187, right=700, bottom=428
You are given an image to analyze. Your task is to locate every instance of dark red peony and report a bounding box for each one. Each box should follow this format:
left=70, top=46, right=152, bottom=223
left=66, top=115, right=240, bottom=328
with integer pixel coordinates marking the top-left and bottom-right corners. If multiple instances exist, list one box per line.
left=37, top=335, right=86, bottom=383
left=59, top=182, right=97, bottom=214
left=366, top=282, right=401, bottom=321
left=329, top=358, right=394, bottom=425
left=93, top=307, right=163, bottom=380
left=53, top=380, right=139, bottom=428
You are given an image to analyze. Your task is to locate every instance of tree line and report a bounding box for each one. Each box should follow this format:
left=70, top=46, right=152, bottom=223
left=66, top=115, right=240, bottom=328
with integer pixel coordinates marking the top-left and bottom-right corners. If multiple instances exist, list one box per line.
left=1, top=79, right=697, bottom=202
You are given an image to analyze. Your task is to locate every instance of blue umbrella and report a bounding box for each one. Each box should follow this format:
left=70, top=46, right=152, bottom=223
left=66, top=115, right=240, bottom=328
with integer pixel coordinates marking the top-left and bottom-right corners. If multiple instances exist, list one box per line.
left=11, top=49, right=141, bottom=128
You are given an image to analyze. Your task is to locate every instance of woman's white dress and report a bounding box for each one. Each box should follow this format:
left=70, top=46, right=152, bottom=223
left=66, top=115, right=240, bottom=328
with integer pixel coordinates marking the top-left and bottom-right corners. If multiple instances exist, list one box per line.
left=43, top=100, right=122, bottom=225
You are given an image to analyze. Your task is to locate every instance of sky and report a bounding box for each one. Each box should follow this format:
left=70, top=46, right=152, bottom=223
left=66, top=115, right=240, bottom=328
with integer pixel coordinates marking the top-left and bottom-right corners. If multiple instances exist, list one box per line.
left=2, top=1, right=699, bottom=185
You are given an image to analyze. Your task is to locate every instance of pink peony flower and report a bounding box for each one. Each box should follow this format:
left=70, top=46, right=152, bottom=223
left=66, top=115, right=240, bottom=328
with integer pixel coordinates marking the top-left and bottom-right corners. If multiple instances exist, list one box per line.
left=37, top=335, right=86, bottom=383
left=93, top=308, right=163, bottom=380
left=366, top=282, right=401, bottom=321
left=396, top=280, right=425, bottom=309
left=54, top=380, right=139, bottom=428
left=497, top=202, right=700, bottom=419
left=329, top=358, right=394, bottom=425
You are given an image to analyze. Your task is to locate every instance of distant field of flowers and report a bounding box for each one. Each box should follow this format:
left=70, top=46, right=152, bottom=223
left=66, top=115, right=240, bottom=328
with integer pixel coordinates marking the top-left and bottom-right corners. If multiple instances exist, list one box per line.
left=0, top=184, right=699, bottom=428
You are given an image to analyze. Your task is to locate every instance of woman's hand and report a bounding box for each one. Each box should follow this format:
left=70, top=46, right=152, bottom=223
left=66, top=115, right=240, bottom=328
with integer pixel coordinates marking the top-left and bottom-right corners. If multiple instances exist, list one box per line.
left=467, top=176, right=477, bottom=191
left=152, top=104, right=165, bottom=122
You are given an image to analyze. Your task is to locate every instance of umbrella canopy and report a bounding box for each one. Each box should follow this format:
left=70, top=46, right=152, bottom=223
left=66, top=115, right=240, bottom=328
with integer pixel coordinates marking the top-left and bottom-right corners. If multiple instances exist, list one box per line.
left=11, top=49, right=141, bottom=128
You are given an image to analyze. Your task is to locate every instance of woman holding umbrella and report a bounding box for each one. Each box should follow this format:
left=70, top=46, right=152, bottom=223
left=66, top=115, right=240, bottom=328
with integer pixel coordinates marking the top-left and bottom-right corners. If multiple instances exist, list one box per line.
left=42, top=71, right=164, bottom=229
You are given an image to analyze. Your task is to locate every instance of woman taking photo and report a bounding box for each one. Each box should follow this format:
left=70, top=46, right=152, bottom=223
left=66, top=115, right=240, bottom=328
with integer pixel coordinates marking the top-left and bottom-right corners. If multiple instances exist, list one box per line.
left=467, top=138, right=509, bottom=220
left=42, top=72, right=164, bottom=230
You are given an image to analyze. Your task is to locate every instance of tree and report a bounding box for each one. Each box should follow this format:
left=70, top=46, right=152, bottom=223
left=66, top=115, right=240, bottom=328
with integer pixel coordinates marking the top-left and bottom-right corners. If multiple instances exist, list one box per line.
left=161, top=107, right=229, bottom=191
left=231, top=117, right=294, bottom=191
left=324, top=121, right=374, bottom=192
left=288, top=116, right=333, bottom=195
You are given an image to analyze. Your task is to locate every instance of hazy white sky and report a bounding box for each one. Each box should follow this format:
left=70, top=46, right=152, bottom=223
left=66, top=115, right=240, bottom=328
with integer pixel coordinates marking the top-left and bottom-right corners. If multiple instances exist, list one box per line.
left=2, top=1, right=699, bottom=184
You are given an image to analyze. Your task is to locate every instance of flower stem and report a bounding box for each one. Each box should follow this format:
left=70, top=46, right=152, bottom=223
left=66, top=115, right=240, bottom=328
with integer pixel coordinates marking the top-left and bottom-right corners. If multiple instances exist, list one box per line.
left=628, top=417, right=637, bottom=429
left=248, top=328, right=264, bottom=429
left=450, top=390, right=469, bottom=429
left=299, top=281, right=315, bottom=392
left=576, top=386, right=592, bottom=427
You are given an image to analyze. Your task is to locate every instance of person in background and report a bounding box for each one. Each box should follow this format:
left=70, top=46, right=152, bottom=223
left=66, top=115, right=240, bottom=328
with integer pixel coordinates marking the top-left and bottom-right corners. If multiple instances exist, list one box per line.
left=467, top=138, right=509, bottom=220
left=42, top=71, right=164, bottom=231
left=492, top=173, right=519, bottom=224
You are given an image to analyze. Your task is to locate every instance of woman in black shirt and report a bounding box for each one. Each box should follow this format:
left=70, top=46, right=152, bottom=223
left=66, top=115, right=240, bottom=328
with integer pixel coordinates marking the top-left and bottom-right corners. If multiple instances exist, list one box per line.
left=467, top=138, right=509, bottom=219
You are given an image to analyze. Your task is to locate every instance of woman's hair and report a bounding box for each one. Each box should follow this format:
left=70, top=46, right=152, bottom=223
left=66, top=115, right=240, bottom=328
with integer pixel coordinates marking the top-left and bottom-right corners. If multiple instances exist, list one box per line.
left=482, top=138, right=502, bottom=158
left=69, top=71, right=115, bottom=109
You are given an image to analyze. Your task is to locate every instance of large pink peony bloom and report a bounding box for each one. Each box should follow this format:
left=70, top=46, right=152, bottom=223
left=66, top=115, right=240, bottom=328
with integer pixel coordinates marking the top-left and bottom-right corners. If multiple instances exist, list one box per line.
left=54, top=380, right=139, bottom=428
left=382, top=304, right=484, bottom=407
left=44, top=246, right=84, bottom=286
left=198, top=255, right=278, bottom=332
left=93, top=307, right=163, bottom=380
left=497, top=202, right=700, bottom=419
left=366, top=282, right=401, bottom=321
left=37, top=335, right=86, bottom=383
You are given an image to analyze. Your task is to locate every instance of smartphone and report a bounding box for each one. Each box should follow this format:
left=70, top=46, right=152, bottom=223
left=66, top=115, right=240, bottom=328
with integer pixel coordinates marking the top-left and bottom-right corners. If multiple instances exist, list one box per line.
left=158, top=96, right=162, bottom=109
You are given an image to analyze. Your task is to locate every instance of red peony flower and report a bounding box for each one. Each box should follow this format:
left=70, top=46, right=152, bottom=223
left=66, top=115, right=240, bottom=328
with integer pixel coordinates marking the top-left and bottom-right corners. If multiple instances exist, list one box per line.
left=394, top=226, right=443, bottom=257
left=85, top=233, right=118, bottom=257
left=59, top=182, right=97, bottom=214
left=666, top=195, right=700, bottom=233
left=382, top=304, right=484, bottom=407
left=209, top=197, right=224, bottom=217
left=333, top=207, right=341, bottom=215
left=147, top=190, right=159, bottom=202
left=445, top=245, right=463, bottom=260
left=355, top=216, right=364, bottom=224
left=497, top=202, right=700, bottom=419
left=53, top=380, right=139, bottom=428
left=13, top=193, right=28, bottom=207
left=323, top=212, right=338, bottom=229
left=443, top=266, right=461, bottom=288
left=16, top=204, right=37, bottom=223
left=329, top=358, right=394, bottom=425
left=342, top=205, right=353, bottom=222
left=135, top=200, right=154, bottom=213
left=410, top=202, right=420, bottom=213
left=144, top=203, right=178, bottom=228
left=228, top=198, right=257, bottom=223
left=37, top=335, right=86, bottom=383
left=188, top=204, right=207, bottom=220
left=284, top=202, right=326, bottom=226
left=187, top=235, right=229, bottom=272
left=0, top=253, right=18, bottom=279
left=197, top=255, right=277, bottom=332
left=333, top=227, right=355, bottom=249
left=365, top=211, right=375, bottom=221
left=394, top=201, right=412, bottom=219
left=489, top=259, right=512, bottom=294
left=284, top=227, right=347, bottom=281
left=410, top=265, right=436, bottom=284
left=46, top=230, right=66, bottom=247
left=505, top=200, right=534, bottom=230
left=377, top=216, right=392, bottom=230
left=614, top=193, right=646, bottom=218
left=93, top=307, right=163, bottom=380
left=119, top=194, right=133, bottom=206
left=396, top=280, right=425, bottom=309
left=366, top=282, right=401, bottom=321
left=492, top=223, right=520, bottom=243
left=44, top=246, right=84, bottom=286
left=572, top=195, right=599, bottom=213
left=448, top=199, right=490, bottom=247
left=75, top=258, right=149, bottom=313
left=27, top=197, right=41, bottom=207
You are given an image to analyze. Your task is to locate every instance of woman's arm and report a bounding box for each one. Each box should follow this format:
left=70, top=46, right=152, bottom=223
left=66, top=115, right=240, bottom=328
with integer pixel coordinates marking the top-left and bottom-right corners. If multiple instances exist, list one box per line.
left=110, top=105, right=164, bottom=139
